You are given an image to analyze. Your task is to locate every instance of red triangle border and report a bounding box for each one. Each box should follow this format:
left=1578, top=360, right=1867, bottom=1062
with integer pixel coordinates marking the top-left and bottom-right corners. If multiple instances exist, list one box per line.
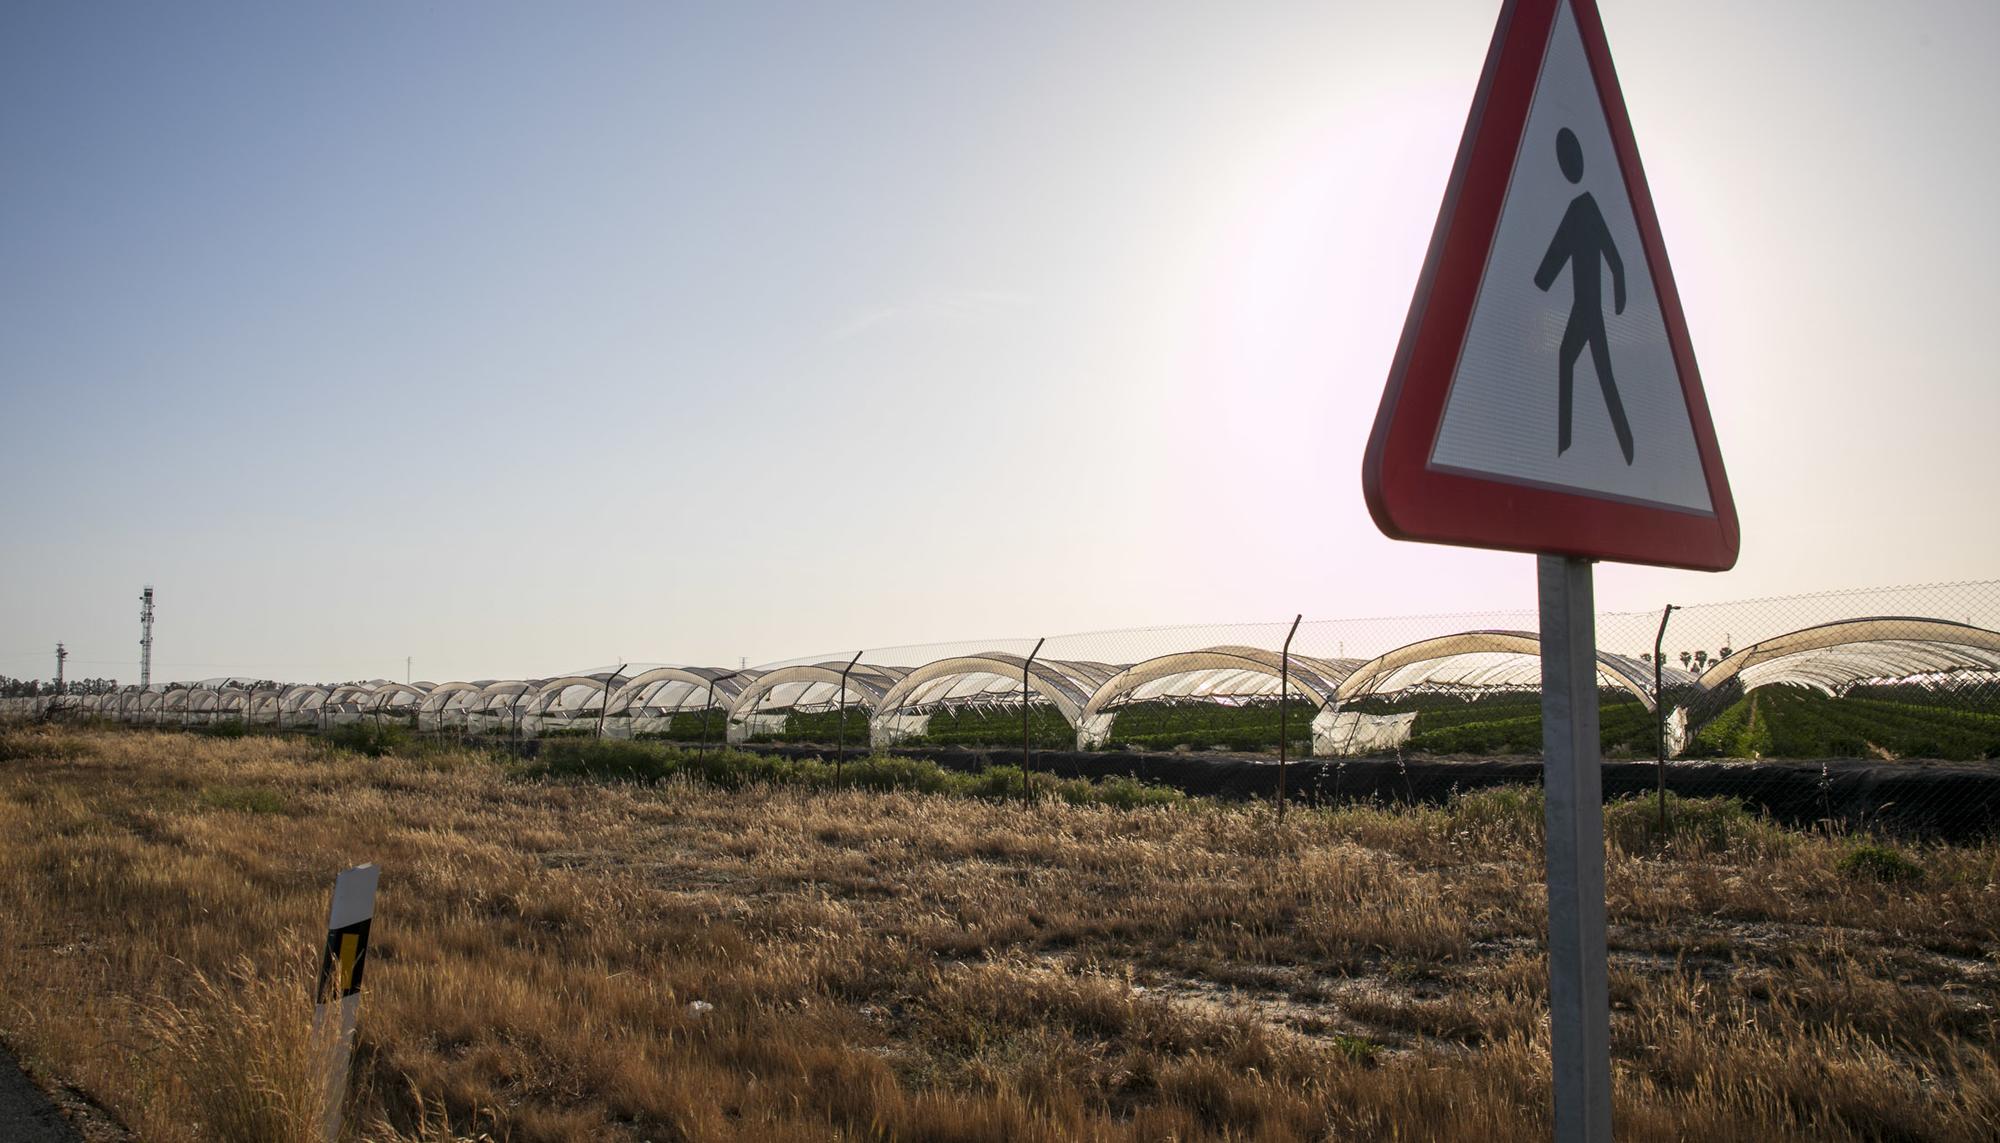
left=1361, top=0, right=1739, bottom=571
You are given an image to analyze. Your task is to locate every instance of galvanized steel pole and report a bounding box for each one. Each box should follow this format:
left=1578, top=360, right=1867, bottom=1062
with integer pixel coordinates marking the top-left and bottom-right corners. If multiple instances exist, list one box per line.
left=702, top=670, right=740, bottom=754
left=1539, top=555, right=1612, bottom=1143
left=596, top=665, right=626, bottom=739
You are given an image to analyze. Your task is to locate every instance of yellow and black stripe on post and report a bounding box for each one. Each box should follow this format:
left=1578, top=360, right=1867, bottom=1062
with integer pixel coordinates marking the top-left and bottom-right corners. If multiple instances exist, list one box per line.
left=313, top=863, right=379, bottom=1143
left=314, top=917, right=371, bottom=1004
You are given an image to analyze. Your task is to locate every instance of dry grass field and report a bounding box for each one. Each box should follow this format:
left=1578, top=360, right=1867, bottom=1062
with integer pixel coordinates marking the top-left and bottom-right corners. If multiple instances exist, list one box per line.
left=0, top=723, right=1996, bottom=1142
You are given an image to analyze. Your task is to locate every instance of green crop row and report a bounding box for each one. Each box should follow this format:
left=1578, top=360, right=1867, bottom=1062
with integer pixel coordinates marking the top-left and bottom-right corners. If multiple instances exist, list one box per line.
left=1402, top=697, right=1658, bottom=757
left=1686, top=685, right=2000, bottom=761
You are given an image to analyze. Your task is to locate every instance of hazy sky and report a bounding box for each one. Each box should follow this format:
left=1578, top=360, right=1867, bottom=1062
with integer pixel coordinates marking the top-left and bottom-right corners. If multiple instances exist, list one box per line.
left=3, top=0, right=1995, bottom=683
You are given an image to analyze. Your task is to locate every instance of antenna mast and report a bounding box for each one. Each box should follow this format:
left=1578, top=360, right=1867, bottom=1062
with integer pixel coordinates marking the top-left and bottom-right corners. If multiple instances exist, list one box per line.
left=55, top=643, right=67, bottom=695
left=140, top=586, right=155, bottom=688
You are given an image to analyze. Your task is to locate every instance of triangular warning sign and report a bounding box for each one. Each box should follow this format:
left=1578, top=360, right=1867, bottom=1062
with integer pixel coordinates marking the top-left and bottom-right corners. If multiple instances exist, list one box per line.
left=1362, top=0, right=1738, bottom=571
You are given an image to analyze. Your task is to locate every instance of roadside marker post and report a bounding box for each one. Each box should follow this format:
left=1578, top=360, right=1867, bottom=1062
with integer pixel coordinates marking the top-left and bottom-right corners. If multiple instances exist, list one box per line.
left=312, top=863, right=379, bottom=1143
left=1361, top=2, right=1737, bottom=1138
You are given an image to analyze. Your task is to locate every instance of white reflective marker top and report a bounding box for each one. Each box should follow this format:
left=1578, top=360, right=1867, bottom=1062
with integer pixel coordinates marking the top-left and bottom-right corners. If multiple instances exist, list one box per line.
left=326, top=864, right=379, bottom=932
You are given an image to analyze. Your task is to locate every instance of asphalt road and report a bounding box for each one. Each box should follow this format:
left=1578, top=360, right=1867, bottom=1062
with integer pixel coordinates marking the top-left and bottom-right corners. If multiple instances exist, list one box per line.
left=0, top=1045, right=83, bottom=1143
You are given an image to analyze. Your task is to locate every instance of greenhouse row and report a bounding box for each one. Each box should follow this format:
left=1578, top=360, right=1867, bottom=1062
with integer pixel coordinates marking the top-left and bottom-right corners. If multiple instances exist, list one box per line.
left=12, top=616, right=1999, bottom=758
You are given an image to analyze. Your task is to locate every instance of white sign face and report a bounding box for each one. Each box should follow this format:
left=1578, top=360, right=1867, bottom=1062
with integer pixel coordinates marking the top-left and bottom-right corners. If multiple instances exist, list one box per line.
left=1428, top=0, right=1713, bottom=515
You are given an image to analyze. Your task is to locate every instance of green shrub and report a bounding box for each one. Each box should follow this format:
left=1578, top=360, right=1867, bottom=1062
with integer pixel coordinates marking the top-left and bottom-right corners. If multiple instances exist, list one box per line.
left=835, top=754, right=957, bottom=794
left=1330, top=1034, right=1381, bottom=1064
left=327, top=721, right=412, bottom=758
left=1839, top=844, right=1924, bottom=884
left=534, top=737, right=681, bottom=782
left=1441, top=785, right=1544, bottom=843
left=1603, top=792, right=1770, bottom=855
left=1079, top=774, right=1185, bottom=809
left=962, top=764, right=1030, bottom=800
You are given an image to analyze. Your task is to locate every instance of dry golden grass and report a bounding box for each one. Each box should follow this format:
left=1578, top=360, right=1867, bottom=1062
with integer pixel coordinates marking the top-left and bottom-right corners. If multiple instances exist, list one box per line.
left=0, top=724, right=1996, bottom=1141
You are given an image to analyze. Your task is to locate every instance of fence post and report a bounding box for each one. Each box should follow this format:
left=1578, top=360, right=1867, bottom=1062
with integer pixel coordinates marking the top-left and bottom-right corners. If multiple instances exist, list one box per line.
left=700, top=670, right=735, bottom=754
left=702, top=681, right=713, bottom=752
left=510, top=687, right=527, bottom=756
left=702, top=682, right=714, bottom=752
left=596, top=664, right=626, bottom=739
left=1277, top=614, right=1302, bottom=823
left=1022, top=637, right=1046, bottom=803
left=836, top=651, right=862, bottom=780
left=1653, top=604, right=1678, bottom=838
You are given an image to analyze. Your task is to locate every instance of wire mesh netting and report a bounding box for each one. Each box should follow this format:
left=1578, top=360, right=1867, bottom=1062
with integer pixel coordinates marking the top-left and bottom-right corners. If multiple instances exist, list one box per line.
left=8, top=579, right=1998, bottom=839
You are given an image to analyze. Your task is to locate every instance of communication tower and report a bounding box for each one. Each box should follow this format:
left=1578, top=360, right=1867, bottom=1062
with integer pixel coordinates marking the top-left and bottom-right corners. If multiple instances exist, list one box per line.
left=55, top=643, right=67, bottom=694
left=140, top=586, right=155, bottom=689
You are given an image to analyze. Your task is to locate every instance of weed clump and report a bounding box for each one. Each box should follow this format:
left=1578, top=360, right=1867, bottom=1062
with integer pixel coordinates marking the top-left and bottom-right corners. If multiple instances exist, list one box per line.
left=325, top=722, right=412, bottom=758
left=1603, top=792, right=1785, bottom=857
left=1839, top=843, right=1925, bottom=884
left=148, top=959, right=327, bottom=1143
left=533, top=736, right=672, bottom=781
left=1330, top=1033, right=1382, bottom=1065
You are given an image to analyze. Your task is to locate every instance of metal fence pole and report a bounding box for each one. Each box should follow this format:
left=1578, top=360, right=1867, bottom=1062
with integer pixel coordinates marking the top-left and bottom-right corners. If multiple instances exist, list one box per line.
left=836, top=650, right=862, bottom=780
left=701, top=680, right=715, bottom=753
left=511, top=688, right=526, bottom=756
left=1277, top=614, right=1302, bottom=823
left=1022, top=637, right=1046, bottom=803
left=596, top=664, right=626, bottom=739
left=702, top=684, right=714, bottom=752
left=702, top=670, right=739, bottom=754
left=1654, top=604, right=1678, bottom=837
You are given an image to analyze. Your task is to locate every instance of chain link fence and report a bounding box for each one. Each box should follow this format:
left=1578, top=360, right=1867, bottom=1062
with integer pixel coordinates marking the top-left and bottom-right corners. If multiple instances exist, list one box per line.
left=10, top=579, right=1998, bottom=840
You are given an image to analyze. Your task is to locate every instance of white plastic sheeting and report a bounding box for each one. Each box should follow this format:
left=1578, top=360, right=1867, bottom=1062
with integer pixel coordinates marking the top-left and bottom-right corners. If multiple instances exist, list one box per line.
left=1335, top=631, right=1686, bottom=712
left=1696, top=618, right=2000, bottom=696
left=39, top=616, right=2000, bottom=758
left=872, top=655, right=1121, bottom=748
left=1077, top=647, right=1364, bottom=750
left=725, top=663, right=911, bottom=745
left=871, top=713, right=933, bottom=748
left=1316, top=711, right=1418, bottom=756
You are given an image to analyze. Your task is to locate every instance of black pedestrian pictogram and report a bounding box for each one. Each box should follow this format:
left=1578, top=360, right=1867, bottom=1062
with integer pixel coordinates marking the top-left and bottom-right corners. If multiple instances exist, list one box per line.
left=1533, top=127, right=1634, bottom=464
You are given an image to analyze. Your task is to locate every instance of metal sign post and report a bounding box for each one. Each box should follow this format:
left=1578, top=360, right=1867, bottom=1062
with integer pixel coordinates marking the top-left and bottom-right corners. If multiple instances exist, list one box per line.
left=312, top=863, right=379, bottom=1143
left=1538, top=557, right=1611, bottom=1140
left=1359, top=4, right=1741, bottom=1133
